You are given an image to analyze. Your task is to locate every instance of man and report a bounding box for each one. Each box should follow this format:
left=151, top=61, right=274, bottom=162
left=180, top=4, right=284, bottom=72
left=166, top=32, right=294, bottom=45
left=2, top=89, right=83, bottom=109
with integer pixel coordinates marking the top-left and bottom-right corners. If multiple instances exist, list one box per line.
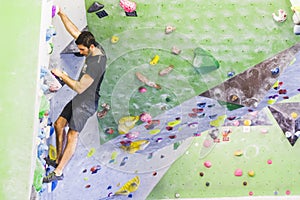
left=43, top=8, right=107, bottom=183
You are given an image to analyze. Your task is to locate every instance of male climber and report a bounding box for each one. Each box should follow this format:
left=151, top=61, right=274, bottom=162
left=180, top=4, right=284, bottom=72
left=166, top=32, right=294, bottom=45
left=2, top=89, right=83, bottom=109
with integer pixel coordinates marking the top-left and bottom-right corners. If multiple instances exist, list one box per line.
left=43, top=7, right=107, bottom=183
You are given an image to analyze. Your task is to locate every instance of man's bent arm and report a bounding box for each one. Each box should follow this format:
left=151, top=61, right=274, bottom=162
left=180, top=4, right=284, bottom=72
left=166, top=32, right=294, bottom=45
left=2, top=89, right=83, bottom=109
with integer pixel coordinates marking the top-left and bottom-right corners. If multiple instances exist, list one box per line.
left=62, top=73, right=94, bottom=94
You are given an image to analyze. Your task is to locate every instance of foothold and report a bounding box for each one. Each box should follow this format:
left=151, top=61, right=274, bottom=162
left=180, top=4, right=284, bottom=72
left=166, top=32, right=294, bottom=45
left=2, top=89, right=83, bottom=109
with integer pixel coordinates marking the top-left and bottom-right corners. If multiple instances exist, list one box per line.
left=165, top=25, right=176, bottom=34
left=274, top=191, right=278, bottom=195
left=234, top=169, right=243, bottom=176
left=199, top=172, right=204, bottom=177
left=261, top=129, right=268, bottom=134
left=233, top=120, right=240, bottom=126
left=171, top=46, right=181, bottom=55
left=194, top=132, right=201, bottom=137
left=249, top=191, right=254, bottom=196
left=82, top=169, right=87, bottom=173
left=87, top=148, right=96, bottom=157
left=105, top=128, right=114, bottom=134
left=286, top=190, right=291, bottom=195
left=248, top=170, right=255, bottom=177
left=135, top=72, right=161, bottom=89
left=138, top=86, right=147, bottom=93
left=107, top=185, right=112, bottom=190
left=204, top=161, right=212, bottom=168
left=271, top=67, right=280, bottom=76
left=159, top=65, right=174, bottom=76
left=108, top=192, right=113, bottom=197
left=140, top=112, right=152, bottom=123
left=230, top=94, right=239, bottom=102
left=149, top=129, right=161, bottom=135
left=192, top=108, right=204, bottom=113
left=169, top=135, right=176, bottom=139
left=111, top=35, right=119, bottom=44
left=227, top=71, right=235, bottom=77
left=166, top=97, right=171, bottom=102
left=120, top=157, right=128, bottom=166
left=188, top=122, right=199, bottom=128
left=267, top=159, right=272, bottom=164
left=205, top=182, right=210, bottom=187
left=197, top=102, right=206, bottom=108
left=153, top=172, right=157, bottom=176
left=272, top=9, right=287, bottom=22
left=90, top=165, right=101, bottom=174
left=167, top=120, right=181, bottom=127
left=85, top=184, right=91, bottom=188
left=96, top=10, right=108, bottom=18
left=243, top=181, right=247, bottom=186
left=234, top=150, right=243, bottom=156
left=278, top=89, right=287, bottom=94
left=125, top=131, right=139, bottom=139
left=125, top=11, right=137, bottom=17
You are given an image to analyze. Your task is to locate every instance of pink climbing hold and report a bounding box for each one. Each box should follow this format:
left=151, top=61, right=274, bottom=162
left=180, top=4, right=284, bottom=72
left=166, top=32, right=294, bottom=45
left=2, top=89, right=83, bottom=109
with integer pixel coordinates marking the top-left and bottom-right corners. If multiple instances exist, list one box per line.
left=267, top=159, right=272, bottom=165
left=234, top=169, right=243, bottom=176
left=204, top=161, right=212, bottom=168
left=138, top=86, right=147, bottom=93
left=140, top=112, right=152, bottom=123
left=120, top=0, right=136, bottom=12
left=203, top=139, right=212, bottom=148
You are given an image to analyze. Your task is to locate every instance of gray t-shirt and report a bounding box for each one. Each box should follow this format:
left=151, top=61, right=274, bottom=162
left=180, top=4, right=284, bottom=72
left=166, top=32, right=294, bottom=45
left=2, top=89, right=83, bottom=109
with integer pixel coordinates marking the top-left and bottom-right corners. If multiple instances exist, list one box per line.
left=72, top=45, right=106, bottom=112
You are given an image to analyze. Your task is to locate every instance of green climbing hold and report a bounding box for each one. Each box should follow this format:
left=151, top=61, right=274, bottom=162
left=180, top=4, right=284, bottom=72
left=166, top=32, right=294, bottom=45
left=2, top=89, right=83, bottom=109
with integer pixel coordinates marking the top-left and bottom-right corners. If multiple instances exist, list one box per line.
left=33, top=159, right=45, bottom=192
left=193, top=47, right=219, bottom=74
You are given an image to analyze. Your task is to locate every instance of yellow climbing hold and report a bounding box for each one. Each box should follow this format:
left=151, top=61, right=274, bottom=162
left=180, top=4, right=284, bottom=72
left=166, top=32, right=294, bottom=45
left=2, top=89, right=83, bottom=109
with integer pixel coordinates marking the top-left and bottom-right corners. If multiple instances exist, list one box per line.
left=291, top=112, right=298, bottom=119
left=149, top=129, right=161, bottom=135
left=243, top=119, right=252, bottom=126
left=118, top=116, right=140, bottom=134
left=210, top=115, right=227, bottom=127
left=111, top=35, right=119, bottom=43
left=272, top=80, right=279, bottom=89
left=267, top=99, right=276, bottom=105
left=248, top=170, right=255, bottom=177
left=234, top=150, right=243, bottom=156
left=48, top=144, right=57, bottom=160
left=168, top=120, right=181, bottom=127
left=87, top=148, right=95, bottom=158
left=111, top=151, right=118, bottom=160
left=121, top=140, right=150, bottom=154
left=115, top=176, right=140, bottom=195
left=150, top=55, right=160, bottom=65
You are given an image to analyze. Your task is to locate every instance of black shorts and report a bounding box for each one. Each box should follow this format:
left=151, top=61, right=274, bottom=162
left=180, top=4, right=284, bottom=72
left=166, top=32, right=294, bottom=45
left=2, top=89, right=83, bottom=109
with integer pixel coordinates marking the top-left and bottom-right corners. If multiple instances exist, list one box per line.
left=60, top=100, right=97, bottom=132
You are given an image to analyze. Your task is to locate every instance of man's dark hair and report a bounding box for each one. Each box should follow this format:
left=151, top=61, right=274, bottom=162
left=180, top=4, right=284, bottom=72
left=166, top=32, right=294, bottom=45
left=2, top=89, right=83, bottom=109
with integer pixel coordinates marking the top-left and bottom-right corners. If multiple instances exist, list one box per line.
left=75, top=31, right=97, bottom=48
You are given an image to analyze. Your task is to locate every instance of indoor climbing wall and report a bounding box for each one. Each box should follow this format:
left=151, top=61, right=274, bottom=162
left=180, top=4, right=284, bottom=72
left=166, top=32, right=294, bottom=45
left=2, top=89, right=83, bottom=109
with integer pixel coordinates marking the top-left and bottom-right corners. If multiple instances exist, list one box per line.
left=85, top=0, right=300, bottom=199
left=39, top=0, right=300, bottom=199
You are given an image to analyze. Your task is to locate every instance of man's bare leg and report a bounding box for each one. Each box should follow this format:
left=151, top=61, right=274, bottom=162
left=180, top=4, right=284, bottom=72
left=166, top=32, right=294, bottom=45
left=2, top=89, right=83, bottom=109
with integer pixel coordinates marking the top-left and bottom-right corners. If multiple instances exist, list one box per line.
left=54, top=129, right=78, bottom=175
left=54, top=116, right=68, bottom=165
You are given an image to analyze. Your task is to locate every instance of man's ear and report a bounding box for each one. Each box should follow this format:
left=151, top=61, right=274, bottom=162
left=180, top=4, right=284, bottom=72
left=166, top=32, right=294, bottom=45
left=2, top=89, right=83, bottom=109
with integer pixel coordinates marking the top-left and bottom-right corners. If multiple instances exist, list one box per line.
left=89, top=44, right=96, bottom=50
